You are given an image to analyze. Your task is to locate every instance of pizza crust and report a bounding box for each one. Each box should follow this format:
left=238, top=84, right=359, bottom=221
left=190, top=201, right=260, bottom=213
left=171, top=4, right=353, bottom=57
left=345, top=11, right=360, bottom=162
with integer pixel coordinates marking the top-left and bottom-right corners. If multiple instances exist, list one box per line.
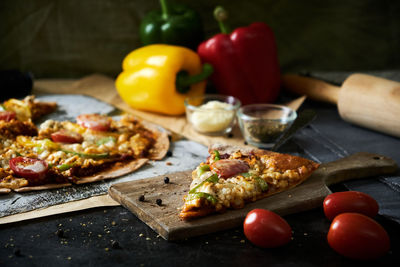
left=75, top=158, right=149, bottom=184
left=10, top=158, right=150, bottom=192
left=13, top=183, right=72, bottom=192
left=148, top=131, right=169, bottom=160
left=0, top=188, right=11, bottom=194
left=209, top=143, right=319, bottom=175
left=208, top=143, right=255, bottom=156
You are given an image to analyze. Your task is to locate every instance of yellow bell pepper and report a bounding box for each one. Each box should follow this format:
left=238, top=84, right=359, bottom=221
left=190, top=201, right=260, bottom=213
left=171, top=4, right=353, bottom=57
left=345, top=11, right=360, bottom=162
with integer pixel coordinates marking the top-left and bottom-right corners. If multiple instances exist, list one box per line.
left=16, top=136, right=60, bottom=152
left=3, top=99, right=32, bottom=121
left=115, top=44, right=213, bottom=115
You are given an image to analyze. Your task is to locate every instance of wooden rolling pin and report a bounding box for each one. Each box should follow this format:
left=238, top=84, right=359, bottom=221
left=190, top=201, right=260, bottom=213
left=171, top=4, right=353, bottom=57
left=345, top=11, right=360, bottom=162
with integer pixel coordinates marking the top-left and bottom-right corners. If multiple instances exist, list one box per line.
left=282, top=73, right=400, bottom=138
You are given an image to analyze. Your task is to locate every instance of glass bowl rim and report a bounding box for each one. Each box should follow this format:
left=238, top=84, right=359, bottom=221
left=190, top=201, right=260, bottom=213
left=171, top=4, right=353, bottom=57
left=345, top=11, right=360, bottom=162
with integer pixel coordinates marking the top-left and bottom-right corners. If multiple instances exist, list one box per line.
left=184, top=94, right=241, bottom=112
left=237, top=103, right=297, bottom=122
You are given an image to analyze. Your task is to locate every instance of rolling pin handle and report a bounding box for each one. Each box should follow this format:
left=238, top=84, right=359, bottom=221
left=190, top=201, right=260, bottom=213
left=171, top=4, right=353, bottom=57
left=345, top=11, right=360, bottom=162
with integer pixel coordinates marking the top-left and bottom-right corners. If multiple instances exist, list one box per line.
left=282, top=74, right=340, bottom=105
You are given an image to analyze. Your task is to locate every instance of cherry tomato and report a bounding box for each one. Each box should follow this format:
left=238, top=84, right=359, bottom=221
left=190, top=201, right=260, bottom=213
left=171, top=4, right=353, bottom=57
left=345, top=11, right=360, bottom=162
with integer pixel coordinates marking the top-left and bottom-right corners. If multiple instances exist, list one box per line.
left=327, top=213, right=390, bottom=260
left=9, top=157, right=49, bottom=183
left=0, top=110, right=16, bottom=121
left=76, top=114, right=111, bottom=131
left=51, top=129, right=83, bottom=144
left=243, top=209, right=292, bottom=248
left=323, top=191, right=379, bottom=221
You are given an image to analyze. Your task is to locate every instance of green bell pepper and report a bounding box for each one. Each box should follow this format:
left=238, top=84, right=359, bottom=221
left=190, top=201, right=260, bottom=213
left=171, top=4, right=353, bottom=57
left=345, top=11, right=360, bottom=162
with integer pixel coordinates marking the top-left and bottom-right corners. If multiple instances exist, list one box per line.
left=61, top=149, right=109, bottom=160
left=187, top=173, right=219, bottom=204
left=186, top=192, right=217, bottom=205
left=139, top=0, right=204, bottom=50
left=255, top=177, right=268, bottom=192
left=96, top=136, right=116, bottom=146
left=196, top=164, right=210, bottom=177
left=56, top=163, right=76, bottom=172
left=189, top=173, right=219, bottom=194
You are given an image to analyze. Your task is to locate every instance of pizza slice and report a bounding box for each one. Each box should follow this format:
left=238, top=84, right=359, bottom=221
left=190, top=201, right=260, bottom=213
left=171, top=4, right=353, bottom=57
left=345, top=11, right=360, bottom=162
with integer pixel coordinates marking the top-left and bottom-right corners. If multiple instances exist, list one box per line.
left=0, top=96, right=58, bottom=193
left=179, top=144, right=320, bottom=220
left=1, top=95, right=57, bottom=122
left=0, top=95, right=58, bottom=139
left=0, top=113, right=169, bottom=192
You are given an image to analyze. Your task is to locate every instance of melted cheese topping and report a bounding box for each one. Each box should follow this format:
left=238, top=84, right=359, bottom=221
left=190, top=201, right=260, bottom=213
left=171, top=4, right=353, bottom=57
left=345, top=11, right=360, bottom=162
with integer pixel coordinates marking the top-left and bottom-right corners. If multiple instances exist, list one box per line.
left=23, top=161, right=46, bottom=172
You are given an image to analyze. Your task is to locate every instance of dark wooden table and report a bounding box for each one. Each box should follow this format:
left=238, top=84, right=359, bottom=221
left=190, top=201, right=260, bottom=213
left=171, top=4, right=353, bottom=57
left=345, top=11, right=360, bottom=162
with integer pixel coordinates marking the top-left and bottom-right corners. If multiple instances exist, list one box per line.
left=1, top=75, right=400, bottom=266
left=0, top=196, right=399, bottom=266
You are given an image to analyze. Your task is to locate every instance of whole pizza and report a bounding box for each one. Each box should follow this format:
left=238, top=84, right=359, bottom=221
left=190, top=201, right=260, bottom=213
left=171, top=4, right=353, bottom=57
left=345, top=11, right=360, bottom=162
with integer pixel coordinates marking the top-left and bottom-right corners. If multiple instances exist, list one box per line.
left=0, top=96, right=169, bottom=193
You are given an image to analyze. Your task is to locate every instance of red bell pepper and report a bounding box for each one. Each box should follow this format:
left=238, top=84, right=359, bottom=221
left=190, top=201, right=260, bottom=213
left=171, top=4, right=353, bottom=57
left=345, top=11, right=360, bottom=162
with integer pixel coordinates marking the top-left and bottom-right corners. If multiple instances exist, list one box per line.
left=197, top=7, right=280, bottom=105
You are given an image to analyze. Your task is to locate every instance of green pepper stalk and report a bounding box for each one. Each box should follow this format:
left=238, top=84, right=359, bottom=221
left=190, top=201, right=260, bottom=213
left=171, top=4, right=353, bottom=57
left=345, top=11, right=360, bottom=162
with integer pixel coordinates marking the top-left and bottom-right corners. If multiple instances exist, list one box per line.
left=176, top=63, right=213, bottom=94
left=159, top=0, right=170, bottom=20
left=214, top=6, right=231, bottom=34
left=139, top=0, right=204, bottom=50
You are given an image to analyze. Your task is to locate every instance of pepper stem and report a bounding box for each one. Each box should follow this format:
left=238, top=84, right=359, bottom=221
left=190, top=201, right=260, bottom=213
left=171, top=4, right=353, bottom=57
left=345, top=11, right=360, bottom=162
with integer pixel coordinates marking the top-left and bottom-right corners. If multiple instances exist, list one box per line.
left=214, top=6, right=231, bottom=34
left=160, top=0, right=170, bottom=20
left=176, top=63, right=214, bottom=94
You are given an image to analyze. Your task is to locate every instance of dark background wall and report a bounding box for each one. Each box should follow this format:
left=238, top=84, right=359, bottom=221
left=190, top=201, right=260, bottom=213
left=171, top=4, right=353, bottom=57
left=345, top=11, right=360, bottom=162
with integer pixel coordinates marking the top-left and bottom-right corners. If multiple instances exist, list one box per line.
left=1, top=0, right=399, bottom=79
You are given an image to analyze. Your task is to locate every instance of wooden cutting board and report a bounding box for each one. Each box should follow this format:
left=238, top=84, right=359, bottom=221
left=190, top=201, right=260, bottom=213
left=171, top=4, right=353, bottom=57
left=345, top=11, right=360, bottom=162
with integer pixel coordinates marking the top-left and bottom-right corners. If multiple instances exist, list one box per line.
left=109, top=152, right=398, bottom=241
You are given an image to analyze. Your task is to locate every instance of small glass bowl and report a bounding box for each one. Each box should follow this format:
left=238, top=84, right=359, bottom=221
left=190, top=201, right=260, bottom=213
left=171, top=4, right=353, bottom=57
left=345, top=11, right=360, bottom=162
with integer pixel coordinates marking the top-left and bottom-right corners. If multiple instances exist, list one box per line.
left=237, top=104, right=297, bottom=148
left=184, top=94, right=241, bottom=136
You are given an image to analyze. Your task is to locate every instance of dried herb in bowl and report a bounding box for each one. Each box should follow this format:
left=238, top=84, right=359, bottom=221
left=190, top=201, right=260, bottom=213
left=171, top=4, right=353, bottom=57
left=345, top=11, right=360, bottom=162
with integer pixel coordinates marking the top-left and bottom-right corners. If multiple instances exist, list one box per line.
left=245, top=121, right=289, bottom=144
